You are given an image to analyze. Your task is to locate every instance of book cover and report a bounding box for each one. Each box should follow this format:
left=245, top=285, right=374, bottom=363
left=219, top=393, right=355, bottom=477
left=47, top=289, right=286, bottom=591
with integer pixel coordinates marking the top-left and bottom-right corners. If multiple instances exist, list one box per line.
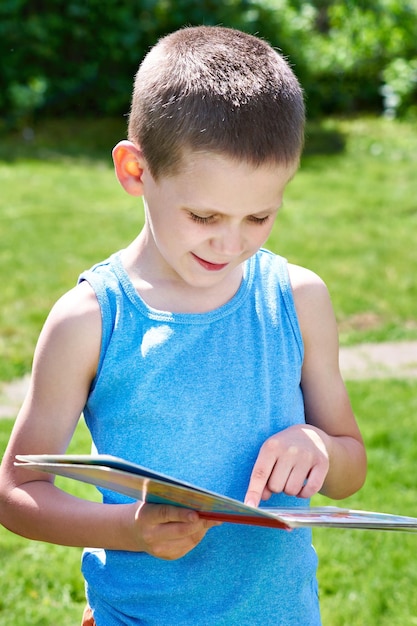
left=15, top=454, right=417, bottom=532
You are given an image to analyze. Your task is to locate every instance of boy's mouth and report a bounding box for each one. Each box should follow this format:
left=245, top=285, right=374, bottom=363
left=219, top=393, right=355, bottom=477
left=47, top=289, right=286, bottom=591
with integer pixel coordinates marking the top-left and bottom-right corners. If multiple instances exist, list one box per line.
left=192, top=253, right=229, bottom=272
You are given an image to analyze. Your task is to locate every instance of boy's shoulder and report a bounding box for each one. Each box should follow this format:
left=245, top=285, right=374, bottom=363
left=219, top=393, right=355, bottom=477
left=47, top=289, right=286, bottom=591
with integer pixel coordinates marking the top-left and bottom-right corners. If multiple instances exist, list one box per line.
left=287, top=263, right=334, bottom=340
left=287, top=263, right=327, bottom=292
left=51, top=280, right=101, bottom=323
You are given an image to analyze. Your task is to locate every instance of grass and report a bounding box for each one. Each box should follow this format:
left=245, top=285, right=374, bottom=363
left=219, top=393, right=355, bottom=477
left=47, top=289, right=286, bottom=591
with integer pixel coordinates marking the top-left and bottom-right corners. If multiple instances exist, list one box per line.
left=0, top=418, right=96, bottom=626
left=313, top=379, right=417, bottom=625
left=0, top=115, right=416, bottom=622
left=1, top=380, right=417, bottom=624
left=0, top=118, right=142, bottom=380
left=268, top=117, right=417, bottom=345
left=1, top=116, right=417, bottom=379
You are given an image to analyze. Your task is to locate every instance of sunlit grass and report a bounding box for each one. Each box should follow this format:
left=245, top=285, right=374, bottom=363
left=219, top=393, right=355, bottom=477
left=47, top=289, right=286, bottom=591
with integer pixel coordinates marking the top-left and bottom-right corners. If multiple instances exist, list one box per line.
left=0, top=418, right=95, bottom=626
left=0, top=119, right=143, bottom=380
left=1, top=380, right=417, bottom=624
left=313, top=378, right=417, bottom=625
left=1, top=116, right=416, bottom=379
left=268, top=117, right=417, bottom=345
left=1, top=116, right=416, bottom=623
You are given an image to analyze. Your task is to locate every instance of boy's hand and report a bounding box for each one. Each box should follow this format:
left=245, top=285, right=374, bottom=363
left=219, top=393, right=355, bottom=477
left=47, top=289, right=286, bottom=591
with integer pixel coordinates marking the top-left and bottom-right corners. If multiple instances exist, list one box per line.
left=244, top=425, right=330, bottom=507
left=131, top=502, right=219, bottom=560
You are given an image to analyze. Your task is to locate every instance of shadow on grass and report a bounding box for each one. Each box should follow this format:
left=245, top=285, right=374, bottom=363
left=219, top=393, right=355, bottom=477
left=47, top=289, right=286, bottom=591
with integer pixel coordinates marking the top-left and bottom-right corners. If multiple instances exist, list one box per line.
left=0, top=117, right=347, bottom=163
left=304, top=123, right=346, bottom=157
left=0, top=117, right=129, bottom=163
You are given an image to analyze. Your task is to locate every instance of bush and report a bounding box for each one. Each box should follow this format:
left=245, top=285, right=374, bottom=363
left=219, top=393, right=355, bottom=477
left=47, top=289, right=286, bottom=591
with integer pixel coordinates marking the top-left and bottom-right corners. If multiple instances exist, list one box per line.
left=300, top=0, right=417, bottom=116
left=1, top=0, right=416, bottom=126
left=0, top=0, right=304, bottom=127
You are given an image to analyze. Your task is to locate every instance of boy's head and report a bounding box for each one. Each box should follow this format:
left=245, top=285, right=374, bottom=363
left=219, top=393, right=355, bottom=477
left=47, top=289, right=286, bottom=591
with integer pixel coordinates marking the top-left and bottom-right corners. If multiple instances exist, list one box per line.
left=128, top=26, right=305, bottom=180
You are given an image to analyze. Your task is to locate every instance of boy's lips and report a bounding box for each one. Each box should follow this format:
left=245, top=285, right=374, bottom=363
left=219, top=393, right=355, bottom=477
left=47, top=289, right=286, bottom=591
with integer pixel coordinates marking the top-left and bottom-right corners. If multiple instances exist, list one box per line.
left=192, top=253, right=229, bottom=271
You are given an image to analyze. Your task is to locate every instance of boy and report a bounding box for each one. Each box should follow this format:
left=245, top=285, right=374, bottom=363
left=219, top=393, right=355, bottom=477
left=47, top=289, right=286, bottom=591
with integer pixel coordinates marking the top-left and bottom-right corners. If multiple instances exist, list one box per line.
left=0, top=26, right=366, bottom=625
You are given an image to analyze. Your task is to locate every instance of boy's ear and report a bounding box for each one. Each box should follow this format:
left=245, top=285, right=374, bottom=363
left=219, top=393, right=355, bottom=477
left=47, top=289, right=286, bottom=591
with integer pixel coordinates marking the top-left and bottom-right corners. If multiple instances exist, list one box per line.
left=112, top=141, right=146, bottom=196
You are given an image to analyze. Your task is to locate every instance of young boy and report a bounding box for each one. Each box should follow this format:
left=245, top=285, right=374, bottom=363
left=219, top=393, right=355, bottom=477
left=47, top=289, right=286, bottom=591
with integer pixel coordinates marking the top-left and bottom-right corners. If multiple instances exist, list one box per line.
left=0, top=26, right=366, bottom=625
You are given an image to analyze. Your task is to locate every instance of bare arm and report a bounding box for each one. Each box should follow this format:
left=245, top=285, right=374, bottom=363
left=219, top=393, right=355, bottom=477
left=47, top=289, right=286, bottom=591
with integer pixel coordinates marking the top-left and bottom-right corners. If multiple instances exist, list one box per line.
left=245, top=264, right=366, bottom=506
left=0, top=282, right=214, bottom=558
left=293, top=264, right=366, bottom=498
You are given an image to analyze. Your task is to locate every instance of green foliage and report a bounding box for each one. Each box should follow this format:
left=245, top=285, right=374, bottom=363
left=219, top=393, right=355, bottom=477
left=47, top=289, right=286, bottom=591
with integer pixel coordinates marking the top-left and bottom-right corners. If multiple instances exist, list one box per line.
left=300, top=0, right=417, bottom=116
left=1, top=0, right=417, bottom=126
left=382, top=58, right=417, bottom=118
left=0, top=0, right=299, bottom=127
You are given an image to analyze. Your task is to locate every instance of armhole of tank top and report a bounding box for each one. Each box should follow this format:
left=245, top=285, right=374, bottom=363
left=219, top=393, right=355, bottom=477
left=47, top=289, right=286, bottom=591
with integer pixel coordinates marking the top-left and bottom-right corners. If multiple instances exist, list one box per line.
left=78, top=271, right=116, bottom=391
left=276, top=259, right=304, bottom=363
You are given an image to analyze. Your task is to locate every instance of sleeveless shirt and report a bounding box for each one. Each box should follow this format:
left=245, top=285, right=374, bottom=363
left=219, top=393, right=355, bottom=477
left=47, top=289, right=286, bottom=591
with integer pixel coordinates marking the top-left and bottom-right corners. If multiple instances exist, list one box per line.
left=79, top=248, right=321, bottom=626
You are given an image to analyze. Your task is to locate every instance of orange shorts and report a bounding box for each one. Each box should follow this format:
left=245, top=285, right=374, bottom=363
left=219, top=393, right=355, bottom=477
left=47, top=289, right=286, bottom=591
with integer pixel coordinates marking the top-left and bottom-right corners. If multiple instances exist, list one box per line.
left=81, top=606, right=96, bottom=626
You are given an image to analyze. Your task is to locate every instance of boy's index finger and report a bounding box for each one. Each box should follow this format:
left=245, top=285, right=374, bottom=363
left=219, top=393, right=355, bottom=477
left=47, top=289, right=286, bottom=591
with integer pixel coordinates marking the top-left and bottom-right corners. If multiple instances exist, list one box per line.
left=244, top=455, right=276, bottom=508
left=244, top=490, right=262, bottom=509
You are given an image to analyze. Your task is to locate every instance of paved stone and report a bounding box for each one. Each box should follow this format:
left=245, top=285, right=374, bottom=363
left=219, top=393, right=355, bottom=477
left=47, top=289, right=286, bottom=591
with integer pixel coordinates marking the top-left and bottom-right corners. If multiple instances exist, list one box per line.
left=339, top=341, right=417, bottom=380
left=0, top=374, right=31, bottom=419
left=0, top=341, right=416, bottom=418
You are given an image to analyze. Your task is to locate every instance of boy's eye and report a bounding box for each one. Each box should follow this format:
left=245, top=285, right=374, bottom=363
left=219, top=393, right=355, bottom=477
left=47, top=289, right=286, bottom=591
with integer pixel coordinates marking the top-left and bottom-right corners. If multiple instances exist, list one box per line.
left=248, top=215, right=270, bottom=225
left=189, top=212, right=215, bottom=224
left=188, top=212, right=270, bottom=225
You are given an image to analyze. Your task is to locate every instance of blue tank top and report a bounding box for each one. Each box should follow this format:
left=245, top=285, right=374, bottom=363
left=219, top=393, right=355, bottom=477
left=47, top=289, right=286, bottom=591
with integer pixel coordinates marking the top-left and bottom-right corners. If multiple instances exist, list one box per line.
left=79, top=248, right=320, bottom=626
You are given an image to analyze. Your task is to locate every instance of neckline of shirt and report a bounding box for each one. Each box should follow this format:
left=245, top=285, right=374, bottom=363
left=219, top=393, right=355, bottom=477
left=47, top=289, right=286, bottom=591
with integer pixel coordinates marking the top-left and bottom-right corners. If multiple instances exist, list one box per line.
left=111, top=250, right=256, bottom=324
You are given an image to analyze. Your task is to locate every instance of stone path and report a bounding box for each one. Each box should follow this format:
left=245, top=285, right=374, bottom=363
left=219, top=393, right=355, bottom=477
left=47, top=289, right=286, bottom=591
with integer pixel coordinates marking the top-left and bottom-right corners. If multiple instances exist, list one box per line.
left=339, top=340, right=417, bottom=380
left=0, top=341, right=416, bottom=418
left=0, top=375, right=31, bottom=419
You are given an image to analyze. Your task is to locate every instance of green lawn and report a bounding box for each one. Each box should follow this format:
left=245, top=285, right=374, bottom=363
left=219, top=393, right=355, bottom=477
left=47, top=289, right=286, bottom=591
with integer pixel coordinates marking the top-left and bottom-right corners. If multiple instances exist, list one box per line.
left=0, top=418, right=94, bottom=626
left=1, top=380, right=417, bottom=624
left=314, top=379, right=417, bottom=625
left=268, top=117, right=417, bottom=346
left=1, top=116, right=417, bottom=623
left=1, top=116, right=417, bottom=380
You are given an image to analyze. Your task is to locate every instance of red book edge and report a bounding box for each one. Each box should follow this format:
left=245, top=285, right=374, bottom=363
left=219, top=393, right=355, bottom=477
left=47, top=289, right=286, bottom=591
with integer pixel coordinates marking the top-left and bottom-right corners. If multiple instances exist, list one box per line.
left=198, top=511, right=291, bottom=530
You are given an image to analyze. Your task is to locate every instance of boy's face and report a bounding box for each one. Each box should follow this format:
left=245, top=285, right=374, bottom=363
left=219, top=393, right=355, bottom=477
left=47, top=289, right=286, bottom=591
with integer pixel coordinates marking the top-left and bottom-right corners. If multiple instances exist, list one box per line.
left=140, top=150, right=297, bottom=291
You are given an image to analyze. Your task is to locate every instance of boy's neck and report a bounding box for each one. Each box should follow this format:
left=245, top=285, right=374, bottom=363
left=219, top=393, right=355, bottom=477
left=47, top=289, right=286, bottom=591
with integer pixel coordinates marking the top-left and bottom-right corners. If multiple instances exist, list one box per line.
left=121, top=235, right=244, bottom=314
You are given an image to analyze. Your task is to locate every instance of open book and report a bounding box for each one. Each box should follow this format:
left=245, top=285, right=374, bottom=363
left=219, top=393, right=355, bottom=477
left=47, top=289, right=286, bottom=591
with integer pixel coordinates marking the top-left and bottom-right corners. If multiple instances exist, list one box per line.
left=15, top=453, right=417, bottom=532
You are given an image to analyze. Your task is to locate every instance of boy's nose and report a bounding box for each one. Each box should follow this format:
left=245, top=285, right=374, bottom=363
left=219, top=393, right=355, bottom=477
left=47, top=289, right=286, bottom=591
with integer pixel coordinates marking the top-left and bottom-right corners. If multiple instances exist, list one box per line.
left=213, top=225, right=244, bottom=256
